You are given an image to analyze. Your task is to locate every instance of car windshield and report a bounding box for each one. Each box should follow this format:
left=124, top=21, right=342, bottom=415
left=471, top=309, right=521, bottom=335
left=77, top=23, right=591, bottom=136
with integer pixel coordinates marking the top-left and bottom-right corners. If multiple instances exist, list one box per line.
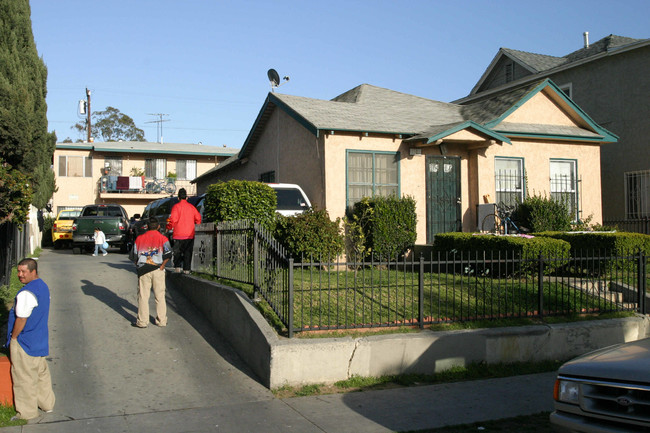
left=82, top=207, right=123, bottom=217
left=58, top=211, right=80, bottom=220
left=275, top=189, right=307, bottom=210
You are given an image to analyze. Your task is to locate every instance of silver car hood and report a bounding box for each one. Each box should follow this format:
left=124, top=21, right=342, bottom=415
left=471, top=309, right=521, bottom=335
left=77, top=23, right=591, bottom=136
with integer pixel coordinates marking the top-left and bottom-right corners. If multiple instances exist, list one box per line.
left=558, top=337, right=650, bottom=383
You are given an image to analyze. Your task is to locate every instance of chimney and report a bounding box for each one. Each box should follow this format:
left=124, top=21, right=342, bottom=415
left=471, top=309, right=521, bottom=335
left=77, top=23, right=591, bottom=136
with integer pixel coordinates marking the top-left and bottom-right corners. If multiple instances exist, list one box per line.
left=583, top=31, right=589, bottom=49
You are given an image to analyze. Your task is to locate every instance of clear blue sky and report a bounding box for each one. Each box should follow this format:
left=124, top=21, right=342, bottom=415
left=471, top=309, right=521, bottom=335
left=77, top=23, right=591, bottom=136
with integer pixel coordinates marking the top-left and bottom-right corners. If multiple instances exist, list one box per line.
left=30, top=0, right=649, bottom=148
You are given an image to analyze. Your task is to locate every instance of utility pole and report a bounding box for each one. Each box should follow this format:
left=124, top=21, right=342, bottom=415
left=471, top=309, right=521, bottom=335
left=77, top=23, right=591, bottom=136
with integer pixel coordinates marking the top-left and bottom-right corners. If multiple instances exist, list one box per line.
left=86, top=88, right=92, bottom=142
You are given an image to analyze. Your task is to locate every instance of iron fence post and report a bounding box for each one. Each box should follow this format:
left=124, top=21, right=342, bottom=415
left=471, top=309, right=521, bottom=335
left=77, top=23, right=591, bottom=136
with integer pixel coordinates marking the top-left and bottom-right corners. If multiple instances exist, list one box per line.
left=215, top=225, right=221, bottom=277
left=638, top=250, right=647, bottom=315
left=419, top=254, right=424, bottom=329
left=288, top=258, right=294, bottom=338
left=253, top=224, right=260, bottom=299
left=538, top=253, right=544, bottom=318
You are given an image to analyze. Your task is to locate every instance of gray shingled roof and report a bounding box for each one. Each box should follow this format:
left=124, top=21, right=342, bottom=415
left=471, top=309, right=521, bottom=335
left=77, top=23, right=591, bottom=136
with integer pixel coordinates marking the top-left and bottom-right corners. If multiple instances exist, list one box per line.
left=56, top=141, right=239, bottom=156
left=501, top=35, right=647, bottom=73
left=564, top=34, right=644, bottom=62
left=271, top=80, right=585, bottom=139
left=501, top=48, right=565, bottom=72
left=272, top=85, right=465, bottom=135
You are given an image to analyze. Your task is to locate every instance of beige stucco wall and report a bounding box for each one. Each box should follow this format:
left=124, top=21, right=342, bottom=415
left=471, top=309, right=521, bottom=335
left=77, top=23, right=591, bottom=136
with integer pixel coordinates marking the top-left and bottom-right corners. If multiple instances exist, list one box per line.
left=196, top=109, right=326, bottom=211
left=52, top=148, right=227, bottom=218
left=503, top=90, right=584, bottom=127
left=475, top=139, right=603, bottom=225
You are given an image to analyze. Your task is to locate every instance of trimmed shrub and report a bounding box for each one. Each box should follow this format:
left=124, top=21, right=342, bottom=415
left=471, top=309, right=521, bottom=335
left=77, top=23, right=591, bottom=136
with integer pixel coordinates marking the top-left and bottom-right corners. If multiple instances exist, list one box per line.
left=204, top=180, right=276, bottom=229
left=513, top=193, right=572, bottom=232
left=275, top=209, right=344, bottom=261
left=351, top=195, right=417, bottom=260
left=537, top=231, right=650, bottom=272
left=537, top=231, right=650, bottom=255
left=433, top=232, right=571, bottom=275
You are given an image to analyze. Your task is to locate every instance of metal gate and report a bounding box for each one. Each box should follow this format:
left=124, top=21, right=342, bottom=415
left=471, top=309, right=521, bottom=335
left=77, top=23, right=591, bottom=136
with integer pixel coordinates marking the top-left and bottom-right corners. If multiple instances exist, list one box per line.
left=426, top=155, right=461, bottom=241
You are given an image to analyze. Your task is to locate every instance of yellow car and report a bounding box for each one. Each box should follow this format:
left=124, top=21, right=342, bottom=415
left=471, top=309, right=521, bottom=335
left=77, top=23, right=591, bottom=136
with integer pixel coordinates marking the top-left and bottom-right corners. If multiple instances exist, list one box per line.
left=52, top=209, right=81, bottom=249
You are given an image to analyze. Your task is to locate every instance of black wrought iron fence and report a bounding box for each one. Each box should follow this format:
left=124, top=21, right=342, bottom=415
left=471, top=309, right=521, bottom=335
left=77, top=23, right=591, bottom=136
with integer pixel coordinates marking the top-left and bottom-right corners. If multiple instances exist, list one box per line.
left=0, top=222, right=28, bottom=288
left=603, top=218, right=650, bottom=235
left=194, top=221, right=648, bottom=338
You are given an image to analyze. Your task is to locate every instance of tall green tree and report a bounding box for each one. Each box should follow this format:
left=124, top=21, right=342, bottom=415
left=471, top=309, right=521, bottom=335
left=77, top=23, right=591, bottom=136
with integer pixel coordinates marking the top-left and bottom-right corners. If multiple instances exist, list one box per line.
left=0, top=0, right=56, bottom=218
left=73, top=106, right=145, bottom=142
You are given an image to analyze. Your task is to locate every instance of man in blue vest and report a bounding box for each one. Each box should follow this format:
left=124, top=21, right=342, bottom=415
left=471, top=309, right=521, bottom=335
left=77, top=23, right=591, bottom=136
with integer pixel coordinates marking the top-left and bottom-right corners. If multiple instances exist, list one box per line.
left=5, top=258, right=55, bottom=422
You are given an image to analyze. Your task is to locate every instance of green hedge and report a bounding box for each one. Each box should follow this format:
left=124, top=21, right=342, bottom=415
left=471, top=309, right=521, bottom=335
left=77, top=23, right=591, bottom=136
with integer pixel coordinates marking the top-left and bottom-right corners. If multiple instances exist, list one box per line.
left=535, top=231, right=650, bottom=272
left=275, top=209, right=344, bottom=260
left=535, top=231, right=650, bottom=255
left=204, top=180, right=276, bottom=230
left=432, top=232, right=571, bottom=274
left=351, top=195, right=417, bottom=260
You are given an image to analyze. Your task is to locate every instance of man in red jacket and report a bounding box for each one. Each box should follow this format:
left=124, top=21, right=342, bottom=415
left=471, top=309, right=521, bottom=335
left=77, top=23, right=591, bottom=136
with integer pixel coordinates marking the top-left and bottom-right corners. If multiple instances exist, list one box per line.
left=169, top=188, right=201, bottom=274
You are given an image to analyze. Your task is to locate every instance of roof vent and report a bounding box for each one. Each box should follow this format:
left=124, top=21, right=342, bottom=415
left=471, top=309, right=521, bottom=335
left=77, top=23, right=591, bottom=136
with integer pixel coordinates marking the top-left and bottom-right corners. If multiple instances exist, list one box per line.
left=583, top=31, right=589, bottom=49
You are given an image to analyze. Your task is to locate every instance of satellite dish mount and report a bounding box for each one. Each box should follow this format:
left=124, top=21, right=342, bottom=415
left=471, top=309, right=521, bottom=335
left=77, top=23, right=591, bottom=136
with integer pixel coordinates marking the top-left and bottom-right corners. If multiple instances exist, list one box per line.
left=267, top=69, right=290, bottom=92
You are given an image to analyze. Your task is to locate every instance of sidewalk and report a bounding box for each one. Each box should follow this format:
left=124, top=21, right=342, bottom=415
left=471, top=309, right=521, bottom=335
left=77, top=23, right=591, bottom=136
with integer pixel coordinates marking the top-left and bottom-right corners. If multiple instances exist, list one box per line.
left=5, top=372, right=556, bottom=432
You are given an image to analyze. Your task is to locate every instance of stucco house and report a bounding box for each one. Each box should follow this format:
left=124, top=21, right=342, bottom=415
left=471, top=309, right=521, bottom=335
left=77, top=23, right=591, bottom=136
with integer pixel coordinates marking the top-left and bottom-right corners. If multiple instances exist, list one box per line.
left=454, top=33, right=650, bottom=228
left=52, top=141, right=238, bottom=218
left=194, top=79, right=616, bottom=244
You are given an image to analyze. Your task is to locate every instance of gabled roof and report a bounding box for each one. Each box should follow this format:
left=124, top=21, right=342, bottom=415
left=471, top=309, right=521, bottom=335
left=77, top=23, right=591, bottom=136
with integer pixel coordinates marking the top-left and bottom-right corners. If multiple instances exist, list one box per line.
left=464, top=34, right=649, bottom=98
left=56, top=141, right=239, bottom=157
left=194, top=79, right=617, bottom=183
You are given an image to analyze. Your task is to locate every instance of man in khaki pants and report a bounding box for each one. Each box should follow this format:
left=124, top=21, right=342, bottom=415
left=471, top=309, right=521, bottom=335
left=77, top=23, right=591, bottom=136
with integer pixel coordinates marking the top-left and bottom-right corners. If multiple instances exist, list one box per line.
left=130, top=217, right=172, bottom=328
left=5, top=258, right=55, bottom=422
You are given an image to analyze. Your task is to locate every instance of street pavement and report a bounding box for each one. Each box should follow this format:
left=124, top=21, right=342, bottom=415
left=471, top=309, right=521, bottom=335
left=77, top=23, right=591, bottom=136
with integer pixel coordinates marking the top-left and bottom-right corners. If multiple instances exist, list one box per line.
left=4, top=248, right=556, bottom=432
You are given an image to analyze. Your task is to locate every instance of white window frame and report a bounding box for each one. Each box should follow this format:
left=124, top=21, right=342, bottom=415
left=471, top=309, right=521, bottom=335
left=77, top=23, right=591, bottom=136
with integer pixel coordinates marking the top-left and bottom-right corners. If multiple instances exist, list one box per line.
left=494, top=157, right=524, bottom=207
left=103, top=157, right=122, bottom=176
left=559, top=83, right=573, bottom=99
left=625, top=170, right=650, bottom=219
left=175, top=159, right=196, bottom=180
left=550, top=159, right=579, bottom=221
left=58, top=155, right=92, bottom=177
left=145, top=158, right=167, bottom=179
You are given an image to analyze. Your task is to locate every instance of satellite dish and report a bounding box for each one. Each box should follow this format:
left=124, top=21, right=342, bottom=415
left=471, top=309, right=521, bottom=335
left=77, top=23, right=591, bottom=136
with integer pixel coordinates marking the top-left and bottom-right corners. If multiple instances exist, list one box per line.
left=268, top=69, right=280, bottom=87
left=267, top=68, right=289, bottom=92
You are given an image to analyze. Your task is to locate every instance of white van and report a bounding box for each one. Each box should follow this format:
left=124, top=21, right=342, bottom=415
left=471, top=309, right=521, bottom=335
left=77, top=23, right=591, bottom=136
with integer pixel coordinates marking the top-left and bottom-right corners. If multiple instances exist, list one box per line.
left=268, top=183, right=311, bottom=216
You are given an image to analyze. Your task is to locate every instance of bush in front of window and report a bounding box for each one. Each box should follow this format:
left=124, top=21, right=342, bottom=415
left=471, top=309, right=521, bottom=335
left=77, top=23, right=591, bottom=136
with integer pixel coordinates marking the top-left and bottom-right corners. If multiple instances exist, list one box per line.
left=513, top=193, right=572, bottom=232
left=204, top=180, right=277, bottom=230
left=351, top=195, right=417, bottom=261
left=274, top=209, right=344, bottom=262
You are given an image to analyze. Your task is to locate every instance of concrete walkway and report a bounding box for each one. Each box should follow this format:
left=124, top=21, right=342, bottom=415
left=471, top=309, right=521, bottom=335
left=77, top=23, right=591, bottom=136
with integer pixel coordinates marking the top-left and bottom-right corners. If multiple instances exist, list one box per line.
left=5, top=249, right=556, bottom=432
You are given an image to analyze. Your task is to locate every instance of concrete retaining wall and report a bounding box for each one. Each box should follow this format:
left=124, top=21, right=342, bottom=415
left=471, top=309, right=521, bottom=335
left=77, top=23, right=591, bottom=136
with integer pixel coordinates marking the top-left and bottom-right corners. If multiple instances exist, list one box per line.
left=169, top=274, right=650, bottom=389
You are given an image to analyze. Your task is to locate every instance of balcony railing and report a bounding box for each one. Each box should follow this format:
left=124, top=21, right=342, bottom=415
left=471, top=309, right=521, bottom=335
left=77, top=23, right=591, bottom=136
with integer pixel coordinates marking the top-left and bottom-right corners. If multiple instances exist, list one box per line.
left=99, top=176, right=196, bottom=195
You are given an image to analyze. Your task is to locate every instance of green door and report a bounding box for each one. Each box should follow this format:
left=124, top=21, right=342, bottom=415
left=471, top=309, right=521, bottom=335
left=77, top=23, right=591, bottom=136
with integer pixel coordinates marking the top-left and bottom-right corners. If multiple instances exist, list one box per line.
left=426, top=156, right=461, bottom=241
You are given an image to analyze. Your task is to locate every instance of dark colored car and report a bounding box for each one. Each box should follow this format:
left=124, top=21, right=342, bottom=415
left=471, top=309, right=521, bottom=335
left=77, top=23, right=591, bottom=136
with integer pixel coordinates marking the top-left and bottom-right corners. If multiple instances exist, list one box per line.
left=130, top=194, right=205, bottom=242
left=550, top=337, right=650, bottom=432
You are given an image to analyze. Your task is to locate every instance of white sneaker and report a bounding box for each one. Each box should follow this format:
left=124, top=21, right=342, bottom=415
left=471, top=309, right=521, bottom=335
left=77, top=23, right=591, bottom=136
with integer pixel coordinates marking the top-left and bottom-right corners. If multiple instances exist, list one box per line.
left=92, top=254, right=97, bottom=256
left=103, top=252, right=108, bottom=256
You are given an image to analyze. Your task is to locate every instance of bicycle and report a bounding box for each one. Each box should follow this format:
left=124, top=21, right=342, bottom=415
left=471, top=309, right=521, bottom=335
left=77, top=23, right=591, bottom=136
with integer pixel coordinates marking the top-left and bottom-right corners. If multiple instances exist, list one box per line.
left=481, top=203, right=527, bottom=234
left=145, top=177, right=176, bottom=194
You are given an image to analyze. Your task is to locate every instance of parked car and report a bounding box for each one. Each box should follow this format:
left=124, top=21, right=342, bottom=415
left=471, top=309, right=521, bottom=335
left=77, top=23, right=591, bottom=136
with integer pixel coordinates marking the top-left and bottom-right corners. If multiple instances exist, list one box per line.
left=550, top=337, right=650, bottom=432
left=51, top=209, right=81, bottom=249
left=72, top=204, right=130, bottom=253
left=130, top=194, right=205, bottom=242
left=267, top=183, right=311, bottom=216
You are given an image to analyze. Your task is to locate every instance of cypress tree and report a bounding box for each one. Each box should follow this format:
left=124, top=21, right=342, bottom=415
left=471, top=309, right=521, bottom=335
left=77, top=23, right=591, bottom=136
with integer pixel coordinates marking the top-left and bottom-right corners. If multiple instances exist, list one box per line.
left=0, top=0, right=56, bottom=216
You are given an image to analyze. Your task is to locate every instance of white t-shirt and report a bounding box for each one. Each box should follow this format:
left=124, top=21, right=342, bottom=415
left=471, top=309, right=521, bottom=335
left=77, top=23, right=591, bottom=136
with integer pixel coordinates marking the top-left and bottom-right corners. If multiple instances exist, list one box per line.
left=15, top=290, right=38, bottom=318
